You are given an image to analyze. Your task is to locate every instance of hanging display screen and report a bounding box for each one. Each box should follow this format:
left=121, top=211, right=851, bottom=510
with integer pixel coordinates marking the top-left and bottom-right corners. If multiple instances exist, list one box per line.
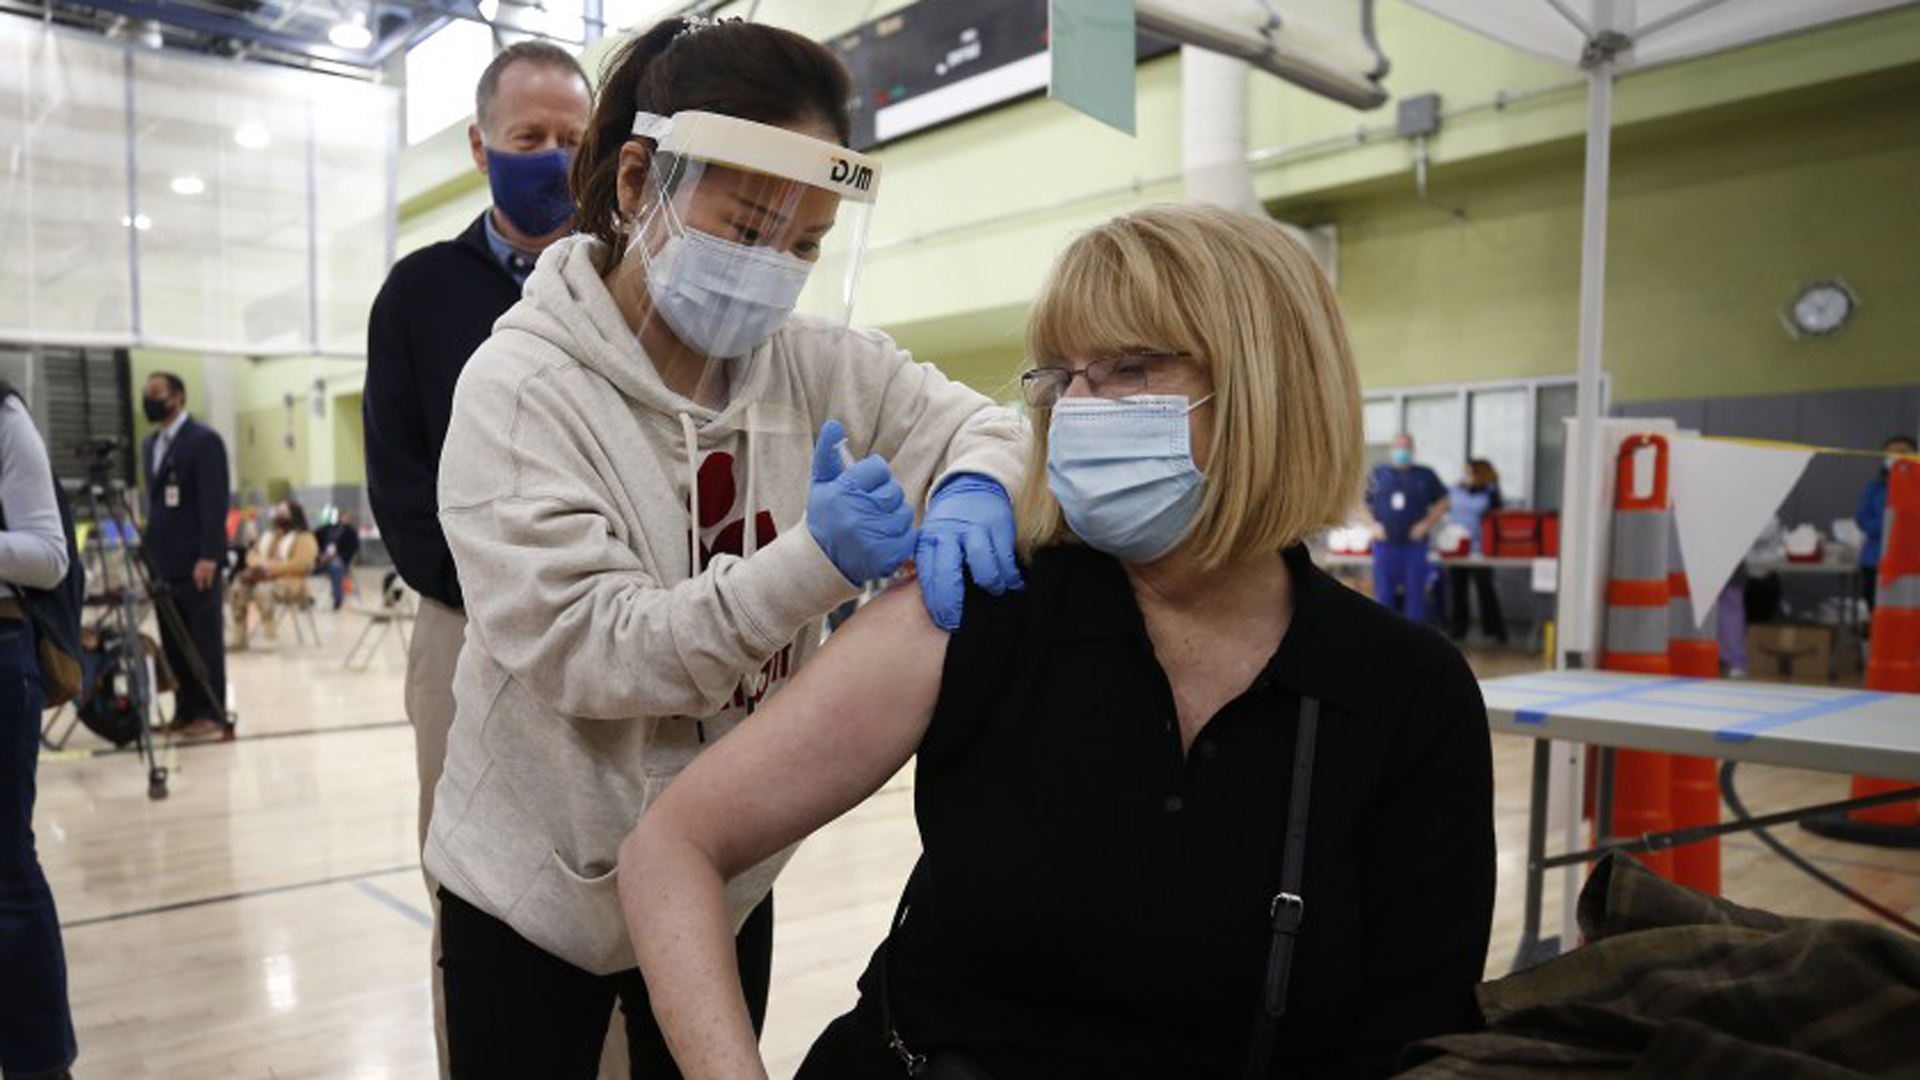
left=829, top=0, right=1174, bottom=151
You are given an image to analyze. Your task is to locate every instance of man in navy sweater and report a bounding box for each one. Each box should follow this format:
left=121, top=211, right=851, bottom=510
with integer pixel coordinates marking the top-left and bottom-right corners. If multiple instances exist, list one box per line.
left=362, top=39, right=590, bottom=1078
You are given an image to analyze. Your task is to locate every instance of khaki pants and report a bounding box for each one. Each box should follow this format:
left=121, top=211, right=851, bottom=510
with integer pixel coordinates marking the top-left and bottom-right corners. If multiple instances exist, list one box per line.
left=408, top=599, right=463, bottom=1080
left=408, top=599, right=626, bottom=1078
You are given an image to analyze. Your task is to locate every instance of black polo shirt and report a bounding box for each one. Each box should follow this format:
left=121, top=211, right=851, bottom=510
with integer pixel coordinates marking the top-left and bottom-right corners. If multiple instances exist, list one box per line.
left=823, top=544, right=1495, bottom=1080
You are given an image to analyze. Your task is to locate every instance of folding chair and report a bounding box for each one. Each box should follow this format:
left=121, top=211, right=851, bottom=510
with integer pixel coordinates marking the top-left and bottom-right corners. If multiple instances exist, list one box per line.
left=343, top=579, right=414, bottom=672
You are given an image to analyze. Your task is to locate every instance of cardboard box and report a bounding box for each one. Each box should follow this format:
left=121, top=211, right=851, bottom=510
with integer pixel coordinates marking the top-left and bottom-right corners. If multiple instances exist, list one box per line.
left=1746, top=623, right=1834, bottom=683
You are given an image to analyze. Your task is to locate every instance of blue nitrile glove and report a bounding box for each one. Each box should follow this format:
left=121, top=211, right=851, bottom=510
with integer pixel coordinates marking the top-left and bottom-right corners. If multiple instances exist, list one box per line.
left=808, top=419, right=918, bottom=585
left=915, top=473, right=1023, bottom=632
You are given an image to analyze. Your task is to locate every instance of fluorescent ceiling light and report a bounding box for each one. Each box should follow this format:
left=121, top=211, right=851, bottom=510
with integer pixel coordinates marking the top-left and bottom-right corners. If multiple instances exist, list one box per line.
left=329, top=17, right=373, bottom=50
left=170, top=175, right=205, bottom=196
left=234, top=124, right=272, bottom=149
left=121, top=213, right=153, bottom=230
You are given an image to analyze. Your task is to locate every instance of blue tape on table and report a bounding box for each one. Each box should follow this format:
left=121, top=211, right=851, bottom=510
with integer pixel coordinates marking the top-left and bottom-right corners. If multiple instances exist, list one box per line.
left=1714, top=690, right=1891, bottom=743
left=1513, top=677, right=1700, bottom=725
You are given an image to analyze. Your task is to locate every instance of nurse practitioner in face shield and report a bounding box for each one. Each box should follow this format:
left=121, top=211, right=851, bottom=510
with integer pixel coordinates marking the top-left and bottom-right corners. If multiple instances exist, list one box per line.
left=425, top=16, right=1027, bottom=1076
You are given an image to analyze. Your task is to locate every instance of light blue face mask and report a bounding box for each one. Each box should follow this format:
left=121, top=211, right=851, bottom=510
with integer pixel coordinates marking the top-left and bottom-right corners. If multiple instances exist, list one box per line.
left=1046, top=393, right=1212, bottom=564
left=1390, top=446, right=1413, bottom=466
left=642, top=226, right=813, bottom=358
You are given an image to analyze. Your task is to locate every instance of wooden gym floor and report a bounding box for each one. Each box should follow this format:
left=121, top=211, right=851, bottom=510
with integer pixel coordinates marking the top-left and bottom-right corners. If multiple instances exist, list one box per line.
left=31, top=602, right=1920, bottom=1078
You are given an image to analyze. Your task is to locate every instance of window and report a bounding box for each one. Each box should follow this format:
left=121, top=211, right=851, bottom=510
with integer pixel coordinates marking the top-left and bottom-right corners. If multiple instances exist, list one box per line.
left=1362, top=377, right=1599, bottom=511
left=0, top=343, right=135, bottom=488
left=0, top=20, right=398, bottom=355
left=598, top=0, right=657, bottom=35
left=1533, top=383, right=1578, bottom=513
left=1404, top=391, right=1465, bottom=491
left=1469, top=387, right=1529, bottom=506
left=406, top=18, right=495, bottom=144
left=1362, top=398, right=1398, bottom=449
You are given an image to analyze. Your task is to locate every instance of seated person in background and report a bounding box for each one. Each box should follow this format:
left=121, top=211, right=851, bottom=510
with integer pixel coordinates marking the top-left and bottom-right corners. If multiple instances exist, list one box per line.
left=620, top=205, right=1496, bottom=1080
left=229, top=500, right=319, bottom=647
left=312, top=510, right=361, bottom=610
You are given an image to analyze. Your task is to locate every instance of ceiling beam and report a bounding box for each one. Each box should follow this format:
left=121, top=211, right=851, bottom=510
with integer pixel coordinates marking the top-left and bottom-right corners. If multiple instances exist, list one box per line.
left=61, top=0, right=481, bottom=66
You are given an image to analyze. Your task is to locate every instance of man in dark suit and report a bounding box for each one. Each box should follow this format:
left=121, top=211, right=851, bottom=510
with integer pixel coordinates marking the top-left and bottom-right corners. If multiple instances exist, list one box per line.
left=141, top=372, right=231, bottom=740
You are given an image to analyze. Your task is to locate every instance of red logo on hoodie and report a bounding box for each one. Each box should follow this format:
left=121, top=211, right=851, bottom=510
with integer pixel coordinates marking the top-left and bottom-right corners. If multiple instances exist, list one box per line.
left=694, top=450, right=788, bottom=711
left=696, top=451, right=776, bottom=570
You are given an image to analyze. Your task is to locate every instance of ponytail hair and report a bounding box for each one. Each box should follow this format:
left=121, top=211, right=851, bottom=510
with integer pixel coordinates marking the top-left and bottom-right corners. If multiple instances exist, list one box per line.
left=570, top=17, right=854, bottom=272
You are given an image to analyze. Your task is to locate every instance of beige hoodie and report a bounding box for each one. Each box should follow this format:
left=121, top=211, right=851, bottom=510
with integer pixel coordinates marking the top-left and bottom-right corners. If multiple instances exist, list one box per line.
left=427, top=234, right=1025, bottom=974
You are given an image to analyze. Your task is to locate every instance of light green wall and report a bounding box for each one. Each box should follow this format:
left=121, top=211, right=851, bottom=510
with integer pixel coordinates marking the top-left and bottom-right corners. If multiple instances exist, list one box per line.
left=333, top=392, right=366, bottom=485
left=389, top=0, right=1920, bottom=404
left=222, top=355, right=366, bottom=500
left=1323, top=62, right=1920, bottom=402
left=236, top=402, right=307, bottom=506
left=103, top=1, right=1913, bottom=503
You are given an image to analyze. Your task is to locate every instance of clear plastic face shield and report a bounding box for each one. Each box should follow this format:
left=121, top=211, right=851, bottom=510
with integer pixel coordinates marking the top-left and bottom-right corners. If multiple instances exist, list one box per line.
left=623, top=111, right=880, bottom=392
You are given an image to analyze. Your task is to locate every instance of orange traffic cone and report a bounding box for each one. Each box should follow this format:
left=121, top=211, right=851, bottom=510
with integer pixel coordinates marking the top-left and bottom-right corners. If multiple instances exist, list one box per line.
left=1600, top=434, right=1676, bottom=880
left=1853, top=458, right=1920, bottom=826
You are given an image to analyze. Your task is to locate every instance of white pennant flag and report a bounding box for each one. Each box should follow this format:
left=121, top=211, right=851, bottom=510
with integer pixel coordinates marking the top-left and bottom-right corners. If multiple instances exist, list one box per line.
left=1671, top=436, right=1814, bottom=627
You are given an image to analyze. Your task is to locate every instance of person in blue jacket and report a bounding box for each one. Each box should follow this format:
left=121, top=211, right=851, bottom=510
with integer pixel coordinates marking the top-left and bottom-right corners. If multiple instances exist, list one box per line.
left=1362, top=433, right=1449, bottom=623
left=1446, top=458, right=1507, bottom=644
left=1858, top=434, right=1917, bottom=612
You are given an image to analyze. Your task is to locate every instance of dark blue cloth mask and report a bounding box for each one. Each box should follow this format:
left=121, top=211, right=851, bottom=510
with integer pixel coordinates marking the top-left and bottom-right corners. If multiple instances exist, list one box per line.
left=486, top=147, right=573, bottom=237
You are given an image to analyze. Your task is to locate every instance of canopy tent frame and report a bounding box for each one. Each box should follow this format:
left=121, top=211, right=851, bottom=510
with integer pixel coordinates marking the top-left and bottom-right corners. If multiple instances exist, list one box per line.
left=1404, top=0, right=1920, bottom=963
left=1403, top=0, right=1918, bottom=668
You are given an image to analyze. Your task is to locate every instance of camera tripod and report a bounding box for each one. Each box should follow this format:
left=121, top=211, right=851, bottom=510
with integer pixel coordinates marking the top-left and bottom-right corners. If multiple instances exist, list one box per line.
left=42, top=450, right=234, bottom=799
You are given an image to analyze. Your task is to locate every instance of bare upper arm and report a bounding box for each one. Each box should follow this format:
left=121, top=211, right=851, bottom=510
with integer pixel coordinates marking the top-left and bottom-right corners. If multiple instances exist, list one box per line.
left=636, top=581, right=949, bottom=878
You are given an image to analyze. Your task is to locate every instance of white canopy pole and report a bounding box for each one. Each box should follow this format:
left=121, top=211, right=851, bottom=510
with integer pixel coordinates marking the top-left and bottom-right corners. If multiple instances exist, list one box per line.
left=1558, top=43, right=1618, bottom=670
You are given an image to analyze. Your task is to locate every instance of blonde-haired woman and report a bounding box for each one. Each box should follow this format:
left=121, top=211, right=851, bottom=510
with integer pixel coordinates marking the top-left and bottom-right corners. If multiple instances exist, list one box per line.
left=619, top=205, right=1495, bottom=1080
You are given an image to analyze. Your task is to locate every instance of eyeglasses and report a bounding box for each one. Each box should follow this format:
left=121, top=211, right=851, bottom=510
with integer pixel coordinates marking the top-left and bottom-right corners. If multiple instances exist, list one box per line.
left=1019, top=350, right=1191, bottom=408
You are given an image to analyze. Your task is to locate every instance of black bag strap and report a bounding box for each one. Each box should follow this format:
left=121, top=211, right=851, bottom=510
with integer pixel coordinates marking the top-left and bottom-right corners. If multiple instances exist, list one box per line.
left=879, top=866, right=927, bottom=1076
left=1242, top=694, right=1320, bottom=1080
left=880, top=695, right=1322, bottom=1080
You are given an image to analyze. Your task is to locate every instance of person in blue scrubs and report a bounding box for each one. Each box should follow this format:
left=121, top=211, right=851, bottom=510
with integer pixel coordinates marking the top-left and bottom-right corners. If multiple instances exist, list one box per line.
left=1364, top=433, right=1450, bottom=622
left=1857, top=434, right=1916, bottom=613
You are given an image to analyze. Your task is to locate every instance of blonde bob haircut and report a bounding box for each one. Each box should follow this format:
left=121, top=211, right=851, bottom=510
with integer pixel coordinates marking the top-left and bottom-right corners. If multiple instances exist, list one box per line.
left=1016, top=204, right=1366, bottom=569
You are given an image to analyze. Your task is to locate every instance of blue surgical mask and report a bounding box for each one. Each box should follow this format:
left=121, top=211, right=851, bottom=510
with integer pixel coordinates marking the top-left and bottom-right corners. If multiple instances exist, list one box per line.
left=642, top=227, right=813, bottom=358
left=1390, top=446, right=1413, bottom=466
left=485, top=147, right=574, bottom=237
left=1046, top=394, right=1211, bottom=564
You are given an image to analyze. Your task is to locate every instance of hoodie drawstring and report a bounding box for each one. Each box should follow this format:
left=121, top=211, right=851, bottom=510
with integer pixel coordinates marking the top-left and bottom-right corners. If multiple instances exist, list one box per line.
left=742, top=403, right=760, bottom=560
left=678, top=412, right=708, bottom=743
left=679, top=411, right=701, bottom=577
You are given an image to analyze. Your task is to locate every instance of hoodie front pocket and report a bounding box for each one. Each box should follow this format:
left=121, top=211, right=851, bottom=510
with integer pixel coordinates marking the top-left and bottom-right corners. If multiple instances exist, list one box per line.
left=515, top=848, right=631, bottom=974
